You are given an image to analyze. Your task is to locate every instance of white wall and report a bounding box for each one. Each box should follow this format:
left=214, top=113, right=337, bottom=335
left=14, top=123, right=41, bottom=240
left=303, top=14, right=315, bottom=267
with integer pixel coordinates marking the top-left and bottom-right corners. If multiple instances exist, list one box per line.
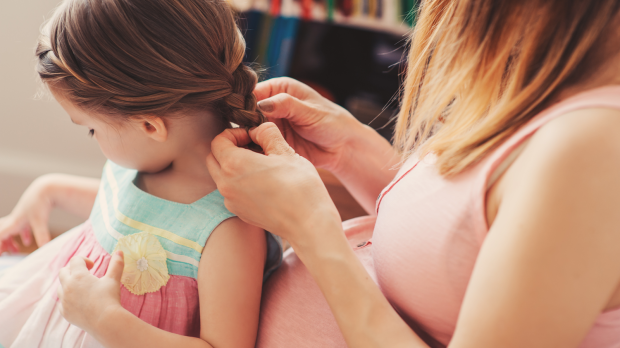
left=0, top=0, right=106, bottom=233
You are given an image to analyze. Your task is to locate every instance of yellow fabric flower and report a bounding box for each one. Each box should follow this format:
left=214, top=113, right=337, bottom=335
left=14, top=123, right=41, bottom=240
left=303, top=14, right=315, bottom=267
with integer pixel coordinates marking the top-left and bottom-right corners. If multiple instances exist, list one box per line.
left=113, top=232, right=170, bottom=295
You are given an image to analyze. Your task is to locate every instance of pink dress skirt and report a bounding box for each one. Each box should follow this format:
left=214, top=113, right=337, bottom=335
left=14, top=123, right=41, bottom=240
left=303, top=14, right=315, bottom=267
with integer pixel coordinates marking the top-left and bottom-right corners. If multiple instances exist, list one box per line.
left=0, top=160, right=281, bottom=348
left=0, top=222, right=203, bottom=347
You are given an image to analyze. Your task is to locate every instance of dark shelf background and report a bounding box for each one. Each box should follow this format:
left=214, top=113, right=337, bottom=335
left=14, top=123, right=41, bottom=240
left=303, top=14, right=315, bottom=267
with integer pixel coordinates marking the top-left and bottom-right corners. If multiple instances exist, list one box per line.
left=240, top=13, right=408, bottom=141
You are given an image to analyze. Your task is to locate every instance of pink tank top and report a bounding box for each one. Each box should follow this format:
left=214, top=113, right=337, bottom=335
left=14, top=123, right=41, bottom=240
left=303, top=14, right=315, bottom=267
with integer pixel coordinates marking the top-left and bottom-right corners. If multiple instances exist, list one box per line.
left=256, top=86, right=620, bottom=348
left=373, top=85, right=620, bottom=347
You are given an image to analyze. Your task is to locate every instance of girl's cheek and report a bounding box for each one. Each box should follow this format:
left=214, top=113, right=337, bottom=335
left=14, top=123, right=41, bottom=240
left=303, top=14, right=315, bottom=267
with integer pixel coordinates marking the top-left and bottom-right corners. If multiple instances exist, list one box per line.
left=95, top=136, right=120, bottom=163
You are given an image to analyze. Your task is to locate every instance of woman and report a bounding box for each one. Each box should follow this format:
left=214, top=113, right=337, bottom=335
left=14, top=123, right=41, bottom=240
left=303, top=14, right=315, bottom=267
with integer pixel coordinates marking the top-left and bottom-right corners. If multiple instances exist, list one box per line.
left=53, top=0, right=620, bottom=347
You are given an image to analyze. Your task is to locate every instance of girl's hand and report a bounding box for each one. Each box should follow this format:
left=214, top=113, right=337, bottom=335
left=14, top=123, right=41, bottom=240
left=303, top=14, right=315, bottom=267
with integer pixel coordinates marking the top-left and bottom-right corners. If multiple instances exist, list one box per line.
left=0, top=175, right=56, bottom=253
left=0, top=174, right=99, bottom=254
left=206, top=123, right=341, bottom=243
left=254, top=77, right=364, bottom=174
left=57, top=251, right=125, bottom=335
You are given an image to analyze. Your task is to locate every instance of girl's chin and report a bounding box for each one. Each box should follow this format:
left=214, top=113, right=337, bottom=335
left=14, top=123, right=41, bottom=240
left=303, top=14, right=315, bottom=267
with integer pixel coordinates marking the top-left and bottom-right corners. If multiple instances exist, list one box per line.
left=136, top=161, right=175, bottom=175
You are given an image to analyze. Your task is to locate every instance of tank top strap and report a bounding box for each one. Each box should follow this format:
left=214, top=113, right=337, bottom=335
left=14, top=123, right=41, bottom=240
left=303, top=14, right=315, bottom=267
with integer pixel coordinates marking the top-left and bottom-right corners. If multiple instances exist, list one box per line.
left=470, top=85, right=620, bottom=231
left=190, top=191, right=236, bottom=247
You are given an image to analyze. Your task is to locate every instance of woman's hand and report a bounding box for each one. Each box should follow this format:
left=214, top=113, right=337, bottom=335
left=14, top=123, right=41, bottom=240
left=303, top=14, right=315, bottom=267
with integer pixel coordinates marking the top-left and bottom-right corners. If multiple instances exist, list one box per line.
left=255, top=78, right=400, bottom=213
left=207, top=123, right=427, bottom=348
left=57, top=251, right=125, bottom=335
left=206, top=123, right=341, bottom=243
left=254, top=77, right=363, bottom=174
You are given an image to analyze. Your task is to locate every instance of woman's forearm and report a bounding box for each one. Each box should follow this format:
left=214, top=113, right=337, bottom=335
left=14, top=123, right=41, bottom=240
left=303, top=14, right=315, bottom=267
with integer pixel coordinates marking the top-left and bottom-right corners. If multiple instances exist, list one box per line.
left=94, top=306, right=212, bottom=348
left=331, top=124, right=400, bottom=214
left=290, top=213, right=428, bottom=348
left=206, top=124, right=420, bottom=346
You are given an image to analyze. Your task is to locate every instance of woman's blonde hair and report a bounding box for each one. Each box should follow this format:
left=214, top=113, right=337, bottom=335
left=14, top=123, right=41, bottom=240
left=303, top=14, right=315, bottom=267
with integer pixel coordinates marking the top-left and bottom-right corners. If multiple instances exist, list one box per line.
left=396, top=0, right=620, bottom=175
left=36, top=0, right=264, bottom=129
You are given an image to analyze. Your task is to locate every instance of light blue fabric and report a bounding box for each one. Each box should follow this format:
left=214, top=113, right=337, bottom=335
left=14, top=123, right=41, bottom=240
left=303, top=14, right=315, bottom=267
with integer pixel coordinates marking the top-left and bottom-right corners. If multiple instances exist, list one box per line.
left=90, top=161, right=282, bottom=280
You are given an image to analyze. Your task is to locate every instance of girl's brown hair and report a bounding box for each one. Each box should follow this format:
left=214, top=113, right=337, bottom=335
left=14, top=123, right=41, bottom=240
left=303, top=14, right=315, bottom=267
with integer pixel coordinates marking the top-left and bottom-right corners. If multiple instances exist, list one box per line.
left=36, top=0, right=264, bottom=128
left=396, top=0, right=620, bottom=175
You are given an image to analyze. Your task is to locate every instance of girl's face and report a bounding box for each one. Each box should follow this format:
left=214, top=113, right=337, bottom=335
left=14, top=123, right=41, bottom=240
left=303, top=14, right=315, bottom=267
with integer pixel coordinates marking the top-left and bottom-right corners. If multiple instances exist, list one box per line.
left=53, top=91, right=179, bottom=173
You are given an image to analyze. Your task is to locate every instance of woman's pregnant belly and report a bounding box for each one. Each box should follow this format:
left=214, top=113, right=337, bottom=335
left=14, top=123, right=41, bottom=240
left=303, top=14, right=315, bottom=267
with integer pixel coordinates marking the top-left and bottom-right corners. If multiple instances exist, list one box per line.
left=256, top=216, right=443, bottom=348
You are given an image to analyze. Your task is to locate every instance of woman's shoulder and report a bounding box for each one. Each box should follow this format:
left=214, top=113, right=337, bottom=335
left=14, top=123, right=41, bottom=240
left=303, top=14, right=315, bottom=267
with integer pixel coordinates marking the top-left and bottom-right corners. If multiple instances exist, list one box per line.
left=483, top=86, right=620, bottom=188
left=486, top=106, right=620, bottom=225
left=491, top=106, right=620, bottom=220
left=528, top=106, right=620, bottom=167
left=518, top=106, right=620, bottom=191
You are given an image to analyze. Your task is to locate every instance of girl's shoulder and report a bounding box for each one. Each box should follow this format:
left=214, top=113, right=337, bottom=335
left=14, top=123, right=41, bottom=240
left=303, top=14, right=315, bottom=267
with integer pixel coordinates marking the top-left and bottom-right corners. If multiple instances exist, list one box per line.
left=90, top=160, right=236, bottom=280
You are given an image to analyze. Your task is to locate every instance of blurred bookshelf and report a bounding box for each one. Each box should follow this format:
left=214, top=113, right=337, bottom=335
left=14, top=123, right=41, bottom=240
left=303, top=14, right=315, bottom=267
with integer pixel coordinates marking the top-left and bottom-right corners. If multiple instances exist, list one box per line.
left=236, top=0, right=417, bottom=140
left=234, top=0, right=417, bottom=219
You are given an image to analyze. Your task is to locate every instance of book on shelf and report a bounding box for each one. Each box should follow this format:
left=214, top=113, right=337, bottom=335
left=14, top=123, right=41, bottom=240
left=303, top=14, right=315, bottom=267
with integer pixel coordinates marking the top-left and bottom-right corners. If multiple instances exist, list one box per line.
left=231, top=0, right=416, bottom=35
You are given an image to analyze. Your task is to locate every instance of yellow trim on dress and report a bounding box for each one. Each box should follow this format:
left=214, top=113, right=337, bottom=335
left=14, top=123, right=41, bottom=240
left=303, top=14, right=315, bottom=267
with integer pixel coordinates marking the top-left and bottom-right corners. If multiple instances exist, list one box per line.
left=99, top=178, right=201, bottom=268
left=105, top=164, right=205, bottom=254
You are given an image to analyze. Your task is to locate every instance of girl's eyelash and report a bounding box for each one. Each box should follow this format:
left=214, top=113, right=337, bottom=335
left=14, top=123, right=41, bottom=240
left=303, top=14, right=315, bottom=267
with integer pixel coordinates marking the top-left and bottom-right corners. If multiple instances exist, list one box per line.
left=88, top=129, right=95, bottom=137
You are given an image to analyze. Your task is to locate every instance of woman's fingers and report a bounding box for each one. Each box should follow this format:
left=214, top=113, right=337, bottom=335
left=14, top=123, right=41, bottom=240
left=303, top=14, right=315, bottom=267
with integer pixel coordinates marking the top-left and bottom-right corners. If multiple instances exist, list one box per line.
left=254, top=77, right=315, bottom=102
left=257, top=93, right=316, bottom=126
left=206, top=153, right=223, bottom=185
left=210, top=128, right=253, bottom=162
left=104, top=251, right=124, bottom=283
left=254, top=77, right=294, bottom=101
left=208, top=128, right=262, bottom=190
left=249, top=123, right=296, bottom=156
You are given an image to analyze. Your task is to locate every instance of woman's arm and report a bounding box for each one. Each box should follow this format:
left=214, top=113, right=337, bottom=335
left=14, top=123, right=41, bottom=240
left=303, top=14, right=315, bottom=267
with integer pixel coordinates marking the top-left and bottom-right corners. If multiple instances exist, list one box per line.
left=254, top=77, right=399, bottom=213
left=207, top=110, right=620, bottom=347
left=451, top=108, right=620, bottom=347
left=58, top=217, right=266, bottom=348
left=0, top=173, right=99, bottom=251
left=207, top=124, right=428, bottom=347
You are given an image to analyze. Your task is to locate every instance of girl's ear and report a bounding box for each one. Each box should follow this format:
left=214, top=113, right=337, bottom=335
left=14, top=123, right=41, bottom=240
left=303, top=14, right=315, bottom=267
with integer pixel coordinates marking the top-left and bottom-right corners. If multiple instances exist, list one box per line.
left=137, top=116, right=168, bottom=142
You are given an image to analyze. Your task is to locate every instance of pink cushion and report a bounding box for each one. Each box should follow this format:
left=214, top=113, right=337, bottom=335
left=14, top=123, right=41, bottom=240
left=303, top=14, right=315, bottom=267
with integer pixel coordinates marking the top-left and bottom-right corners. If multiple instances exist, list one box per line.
left=256, top=216, right=377, bottom=347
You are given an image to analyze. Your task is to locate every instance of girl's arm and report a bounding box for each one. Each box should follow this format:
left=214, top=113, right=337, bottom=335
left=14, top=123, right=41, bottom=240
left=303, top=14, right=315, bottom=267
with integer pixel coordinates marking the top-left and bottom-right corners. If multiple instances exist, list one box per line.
left=44, top=173, right=100, bottom=219
left=0, top=173, right=99, bottom=251
left=206, top=109, right=620, bottom=348
left=59, top=217, right=266, bottom=348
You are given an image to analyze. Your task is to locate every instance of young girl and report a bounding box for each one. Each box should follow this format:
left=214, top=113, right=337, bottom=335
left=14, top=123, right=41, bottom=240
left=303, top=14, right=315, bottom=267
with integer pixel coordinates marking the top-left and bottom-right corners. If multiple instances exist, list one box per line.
left=0, top=0, right=282, bottom=346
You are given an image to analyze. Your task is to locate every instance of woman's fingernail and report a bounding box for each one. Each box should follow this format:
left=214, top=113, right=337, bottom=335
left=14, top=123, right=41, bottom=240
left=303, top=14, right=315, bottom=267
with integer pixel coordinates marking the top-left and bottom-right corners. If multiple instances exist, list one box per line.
left=258, top=100, right=274, bottom=113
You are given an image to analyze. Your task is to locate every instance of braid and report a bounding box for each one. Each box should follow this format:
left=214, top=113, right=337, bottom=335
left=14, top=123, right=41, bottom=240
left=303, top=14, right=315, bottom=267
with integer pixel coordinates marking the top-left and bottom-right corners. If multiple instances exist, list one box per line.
left=220, top=64, right=265, bottom=129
